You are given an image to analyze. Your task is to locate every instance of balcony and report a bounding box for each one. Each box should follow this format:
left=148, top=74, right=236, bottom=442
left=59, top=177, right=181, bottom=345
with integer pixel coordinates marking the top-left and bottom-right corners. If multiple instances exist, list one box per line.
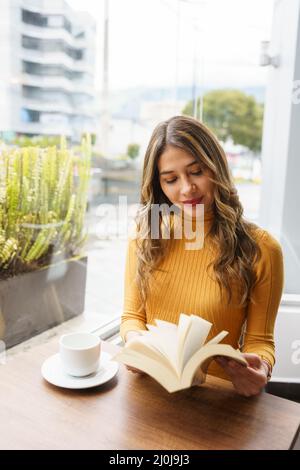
left=21, top=98, right=73, bottom=114
left=22, top=0, right=75, bottom=20
left=20, top=73, right=95, bottom=96
left=20, top=50, right=94, bottom=73
left=21, top=24, right=88, bottom=50
left=21, top=1, right=95, bottom=37
left=22, top=61, right=92, bottom=84
left=21, top=98, right=96, bottom=118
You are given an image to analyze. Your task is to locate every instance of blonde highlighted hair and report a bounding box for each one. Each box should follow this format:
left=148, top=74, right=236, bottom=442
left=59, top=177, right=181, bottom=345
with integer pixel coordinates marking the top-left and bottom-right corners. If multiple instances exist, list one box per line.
left=135, top=115, right=260, bottom=310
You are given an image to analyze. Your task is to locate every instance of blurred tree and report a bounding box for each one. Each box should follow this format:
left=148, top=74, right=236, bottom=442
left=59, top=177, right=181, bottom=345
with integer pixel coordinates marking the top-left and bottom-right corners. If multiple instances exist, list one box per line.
left=127, top=143, right=140, bottom=160
left=182, top=89, right=264, bottom=153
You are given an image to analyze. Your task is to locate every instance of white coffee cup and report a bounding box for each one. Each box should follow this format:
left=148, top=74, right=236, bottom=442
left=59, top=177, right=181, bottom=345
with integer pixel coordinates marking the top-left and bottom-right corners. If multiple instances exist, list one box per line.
left=59, top=333, right=101, bottom=377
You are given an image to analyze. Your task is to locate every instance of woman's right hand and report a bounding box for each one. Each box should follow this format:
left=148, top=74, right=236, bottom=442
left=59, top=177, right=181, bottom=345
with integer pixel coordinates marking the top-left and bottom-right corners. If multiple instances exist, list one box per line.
left=125, top=330, right=145, bottom=375
left=126, top=365, right=145, bottom=374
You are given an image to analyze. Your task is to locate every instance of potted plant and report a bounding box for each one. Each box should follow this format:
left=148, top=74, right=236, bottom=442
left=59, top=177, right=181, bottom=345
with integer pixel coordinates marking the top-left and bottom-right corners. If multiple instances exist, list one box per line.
left=0, top=136, right=91, bottom=348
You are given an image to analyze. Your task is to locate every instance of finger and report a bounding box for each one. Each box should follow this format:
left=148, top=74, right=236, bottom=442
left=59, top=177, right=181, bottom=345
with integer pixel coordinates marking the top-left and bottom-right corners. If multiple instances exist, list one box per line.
left=129, top=366, right=146, bottom=375
left=225, top=363, right=266, bottom=390
left=237, top=388, right=261, bottom=397
left=225, top=360, right=248, bottom=377
left=126, top=366, right=140, bottom=373
left=228, top=360, right=246, bottom=370
left=242, top=353, right=263, bottom=369
left=215, top=358, right=253, bottom=384
left=215, top=360, right=240, bottom=381
left=231, top=371, right=266, bottom=394
left=228, top=359, right=255, bottom=374
left=232, top=366, right=267, bottom=388
left=245, top=370, right=267, bottom=388
left=215, top=358, right=238, bottom=377
left=239, top=362, right=268, bottom=382
left=215, top=357, right=229, bottom=367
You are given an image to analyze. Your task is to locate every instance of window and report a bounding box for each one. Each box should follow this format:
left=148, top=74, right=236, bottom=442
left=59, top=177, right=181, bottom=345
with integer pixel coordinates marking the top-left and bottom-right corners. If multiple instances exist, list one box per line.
left=22, top=36, right=84, bottom=61
left=22, top=9, right=74, bottom=36
left=22, top=61, right=86, bottom=81
left=20, top=108, right=40, bottom=123
left=22, top=9, right=48, bottom=27
left=6, top=0, right=294, bottom=354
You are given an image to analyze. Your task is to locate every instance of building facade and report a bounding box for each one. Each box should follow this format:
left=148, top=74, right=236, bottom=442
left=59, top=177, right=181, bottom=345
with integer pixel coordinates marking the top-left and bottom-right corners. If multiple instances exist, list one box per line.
left=0, top=0, right=97, bottom=142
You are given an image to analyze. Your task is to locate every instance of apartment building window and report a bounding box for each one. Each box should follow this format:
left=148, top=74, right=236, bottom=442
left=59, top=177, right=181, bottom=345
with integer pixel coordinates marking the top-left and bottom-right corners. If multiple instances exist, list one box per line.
left=22, top=9, right=47, bottom=27
left=22, top=61, right=86, bottom=81
left=22, top=36, right=84, bottom=60
left=63, top=18, right=72, bottom=34
left=22, top=9, right=74, bottom=36
left=22, top=86, right=72, bottom=105
left=66, top=46, right=84, bottom=61
left=21, top=108, right=40, bottom=123
left=22, top=36, right=40, bottom=50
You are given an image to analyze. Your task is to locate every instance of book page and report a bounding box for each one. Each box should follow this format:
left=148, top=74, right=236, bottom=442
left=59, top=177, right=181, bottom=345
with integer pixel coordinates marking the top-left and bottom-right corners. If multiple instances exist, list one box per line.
left=177, top=314, right=192, bottom=361
left=113, top=349, right=181, bottom=393
left=143, top=320, right=179, bottom=375
left=123, top=336, right=173, bottom=370
left=178, top=315, right=212, bottom=374
left=205, top=330, right=228, bottom=346
left=180, top=343, right=248, bottom=389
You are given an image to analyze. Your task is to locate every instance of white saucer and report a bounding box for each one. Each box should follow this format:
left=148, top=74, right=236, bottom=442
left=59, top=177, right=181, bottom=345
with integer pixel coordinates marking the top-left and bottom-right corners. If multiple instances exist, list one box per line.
left=41, top=351, right=119, bottom=389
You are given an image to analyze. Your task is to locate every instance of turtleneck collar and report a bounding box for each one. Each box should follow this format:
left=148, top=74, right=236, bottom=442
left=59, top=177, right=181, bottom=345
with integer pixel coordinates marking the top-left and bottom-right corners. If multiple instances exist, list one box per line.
left=171, top=205, right=215, bottom=240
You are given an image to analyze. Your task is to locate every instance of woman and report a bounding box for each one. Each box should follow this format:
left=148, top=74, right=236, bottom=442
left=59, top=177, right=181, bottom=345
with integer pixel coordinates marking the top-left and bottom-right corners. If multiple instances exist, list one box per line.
left=121, top=115, right=284, bottom=397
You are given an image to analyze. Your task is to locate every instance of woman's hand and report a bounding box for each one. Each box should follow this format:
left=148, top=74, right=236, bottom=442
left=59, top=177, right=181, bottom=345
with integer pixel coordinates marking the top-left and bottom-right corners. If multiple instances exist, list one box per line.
left=126, top=365, right=146, bottom=374
left=124, top=330, right=146, bottom=375
left=215, top=353, right=269, bottom=397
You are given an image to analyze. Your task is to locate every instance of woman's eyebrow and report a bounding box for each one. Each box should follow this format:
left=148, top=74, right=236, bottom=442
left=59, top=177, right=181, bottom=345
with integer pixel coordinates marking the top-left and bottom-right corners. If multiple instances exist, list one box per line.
left=159, top=160, right=199, bottom=176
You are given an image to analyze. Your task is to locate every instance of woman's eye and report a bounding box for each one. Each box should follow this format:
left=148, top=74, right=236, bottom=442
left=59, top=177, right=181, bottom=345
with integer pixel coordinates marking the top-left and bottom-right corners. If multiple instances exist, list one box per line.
left=165, top=178, right=177, bottom=184
left=191, top=170, right=202, bottom=176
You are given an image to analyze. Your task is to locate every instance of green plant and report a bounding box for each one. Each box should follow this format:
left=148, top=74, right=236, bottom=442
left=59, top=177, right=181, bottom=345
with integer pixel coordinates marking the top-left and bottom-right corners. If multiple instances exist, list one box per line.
left=0, top=135, right=91, bottom=280
left=12, top=135, right=62, bottom=148
left=127, top=143, right=140, bottom=160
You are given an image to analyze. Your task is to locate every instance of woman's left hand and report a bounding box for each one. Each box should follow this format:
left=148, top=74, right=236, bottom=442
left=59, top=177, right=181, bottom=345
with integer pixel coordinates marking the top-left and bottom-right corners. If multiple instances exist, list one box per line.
left=215, top=353, right=268, bottom=397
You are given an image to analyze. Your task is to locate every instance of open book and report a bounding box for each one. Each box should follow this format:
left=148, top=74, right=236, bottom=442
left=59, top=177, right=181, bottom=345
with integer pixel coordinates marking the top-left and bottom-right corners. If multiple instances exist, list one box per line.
left=113, top=314, right=248, bottom=393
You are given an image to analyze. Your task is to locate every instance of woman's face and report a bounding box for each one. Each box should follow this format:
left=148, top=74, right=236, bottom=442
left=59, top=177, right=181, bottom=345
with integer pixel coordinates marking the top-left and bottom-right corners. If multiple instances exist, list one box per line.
left=157, top=145, right=215, bottom=216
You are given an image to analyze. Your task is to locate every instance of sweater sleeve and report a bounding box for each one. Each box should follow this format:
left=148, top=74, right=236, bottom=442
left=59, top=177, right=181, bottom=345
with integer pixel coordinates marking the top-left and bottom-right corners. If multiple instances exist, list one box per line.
left=120, top=238, right=147, bottom=343
left=242, top=230, right=284, bottom=369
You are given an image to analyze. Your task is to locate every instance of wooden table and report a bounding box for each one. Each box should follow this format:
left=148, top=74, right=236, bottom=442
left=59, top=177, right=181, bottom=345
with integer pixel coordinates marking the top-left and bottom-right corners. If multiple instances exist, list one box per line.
left=0, top=339, right=299, bottom=450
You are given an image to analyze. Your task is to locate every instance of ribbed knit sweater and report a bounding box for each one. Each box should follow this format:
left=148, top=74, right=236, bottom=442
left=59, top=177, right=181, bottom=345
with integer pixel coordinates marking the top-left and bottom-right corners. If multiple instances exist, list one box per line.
left=120, top=209, right=284, bottom=380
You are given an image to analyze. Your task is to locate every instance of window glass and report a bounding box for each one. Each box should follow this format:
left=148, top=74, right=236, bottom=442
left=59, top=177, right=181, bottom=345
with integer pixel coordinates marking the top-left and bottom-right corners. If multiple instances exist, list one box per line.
left=1, top=0, right=281, bottom=350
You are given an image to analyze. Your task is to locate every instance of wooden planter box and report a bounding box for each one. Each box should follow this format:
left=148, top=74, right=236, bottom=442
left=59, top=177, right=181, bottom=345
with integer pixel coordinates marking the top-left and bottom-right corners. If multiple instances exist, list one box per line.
left=0, top=256, right=88, bottom=349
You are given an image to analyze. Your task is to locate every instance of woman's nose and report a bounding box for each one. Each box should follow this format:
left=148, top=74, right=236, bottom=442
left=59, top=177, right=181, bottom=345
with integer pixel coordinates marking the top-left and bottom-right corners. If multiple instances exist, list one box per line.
left=181, top=179, right=196, bottom=195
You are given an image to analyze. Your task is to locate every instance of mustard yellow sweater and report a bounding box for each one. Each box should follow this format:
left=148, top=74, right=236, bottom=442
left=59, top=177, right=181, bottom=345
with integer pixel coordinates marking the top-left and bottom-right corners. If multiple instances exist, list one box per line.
left=120, top=210, right=284, bottom=380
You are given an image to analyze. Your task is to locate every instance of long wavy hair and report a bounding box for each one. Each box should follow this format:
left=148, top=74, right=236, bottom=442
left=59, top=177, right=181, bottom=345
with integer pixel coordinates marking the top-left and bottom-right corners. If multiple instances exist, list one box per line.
left=135, top=115, right=260, bottom=310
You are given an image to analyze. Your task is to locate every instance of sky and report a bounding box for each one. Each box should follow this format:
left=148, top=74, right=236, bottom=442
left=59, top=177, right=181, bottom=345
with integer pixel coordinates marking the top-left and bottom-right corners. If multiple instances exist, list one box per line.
left=67, top=0, right=275, bottom=91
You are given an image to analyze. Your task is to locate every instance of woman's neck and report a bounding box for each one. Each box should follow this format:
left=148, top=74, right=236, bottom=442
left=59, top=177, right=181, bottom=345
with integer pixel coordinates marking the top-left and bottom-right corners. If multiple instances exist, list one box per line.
left=171, top=205, right=215, bottom=241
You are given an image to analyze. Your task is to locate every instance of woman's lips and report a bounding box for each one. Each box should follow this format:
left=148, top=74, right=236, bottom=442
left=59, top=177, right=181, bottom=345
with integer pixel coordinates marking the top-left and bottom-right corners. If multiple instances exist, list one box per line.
left=182, top=196, right=204, bottom=206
